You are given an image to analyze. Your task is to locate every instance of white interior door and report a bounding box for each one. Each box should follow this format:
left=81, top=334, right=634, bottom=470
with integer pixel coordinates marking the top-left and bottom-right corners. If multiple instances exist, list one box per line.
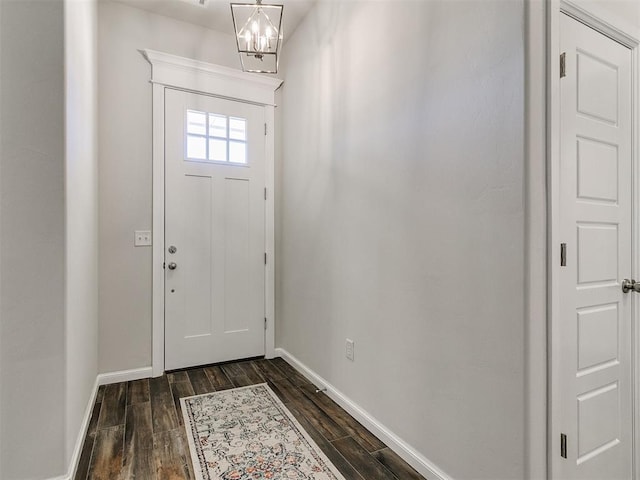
left=164, top=88, right=266, bottom=370
left=555, top=13, right=633, bottom=480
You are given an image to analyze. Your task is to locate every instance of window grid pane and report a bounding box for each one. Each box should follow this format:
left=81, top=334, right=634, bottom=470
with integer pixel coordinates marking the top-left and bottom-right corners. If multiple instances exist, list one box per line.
left=229, top=118, right=247, bottom=141
left=209, top=114, right=228, bottom=139
left=229, top=141, right=247, bottom=164
left=209, top=138, right=227, bottom=162
left=186, top=110, right=248, bottom=164
left=187, top=135, right=207, bottom=160
left=187, top=110, right=207, bottom=135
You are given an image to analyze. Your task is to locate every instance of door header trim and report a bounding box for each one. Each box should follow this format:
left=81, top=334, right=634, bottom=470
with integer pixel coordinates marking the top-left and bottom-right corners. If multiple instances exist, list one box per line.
left=141, top=49, right=283, bottom=106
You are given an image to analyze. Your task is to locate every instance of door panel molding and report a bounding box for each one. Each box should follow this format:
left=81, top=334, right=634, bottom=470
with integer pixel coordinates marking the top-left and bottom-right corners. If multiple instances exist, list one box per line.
left=143, top=50, right=282, bottom=377
left=548, top=2, right=640, bottom=479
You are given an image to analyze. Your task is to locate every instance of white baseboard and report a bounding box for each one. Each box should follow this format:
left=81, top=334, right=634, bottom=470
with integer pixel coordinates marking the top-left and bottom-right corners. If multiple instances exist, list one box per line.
left=97, top=366, right=153, bottom=385
left=47, top=367, right=154, bottom=480
left=46, top=376, right=101, bottom=480
left=275, top=348, right=451, bottom=480
left=66, top=376, right=101, bottom=480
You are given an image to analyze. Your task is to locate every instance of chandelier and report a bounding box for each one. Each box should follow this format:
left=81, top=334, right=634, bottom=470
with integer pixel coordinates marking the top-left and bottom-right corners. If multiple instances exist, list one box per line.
left=231, top=0, right=283, bottom=74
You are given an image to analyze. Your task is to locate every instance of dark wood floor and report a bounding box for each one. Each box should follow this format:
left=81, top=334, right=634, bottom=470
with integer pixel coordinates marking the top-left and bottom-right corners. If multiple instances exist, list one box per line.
left=75, top=357, right=425, bottom=480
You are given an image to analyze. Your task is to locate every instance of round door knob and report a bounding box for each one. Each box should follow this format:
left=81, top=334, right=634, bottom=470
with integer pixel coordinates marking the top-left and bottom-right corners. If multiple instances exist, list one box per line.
left=622, top=279, right=639, bottom=293
left=168, top=262, right=177, bottom=270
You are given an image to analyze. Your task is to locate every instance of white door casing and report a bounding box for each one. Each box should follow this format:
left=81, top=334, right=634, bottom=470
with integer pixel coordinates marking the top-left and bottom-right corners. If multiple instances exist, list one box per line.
left=143, top=50, right=282, bottom=376
left=164, top=89, right=266, bottom=370
left=554, top=13, right=633, bottom=480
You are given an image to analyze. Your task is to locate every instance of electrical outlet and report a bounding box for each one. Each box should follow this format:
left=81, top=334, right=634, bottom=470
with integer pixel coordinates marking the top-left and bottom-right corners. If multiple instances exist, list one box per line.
left=345, top=339, right=354, bottom=361
left=134, top=230, right=152, bottom=247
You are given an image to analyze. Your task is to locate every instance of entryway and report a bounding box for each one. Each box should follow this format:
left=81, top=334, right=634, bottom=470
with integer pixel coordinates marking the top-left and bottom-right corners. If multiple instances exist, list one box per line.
left=164, top=88, right=267, bottom=370
left=143, top=50, right=280, bottom=377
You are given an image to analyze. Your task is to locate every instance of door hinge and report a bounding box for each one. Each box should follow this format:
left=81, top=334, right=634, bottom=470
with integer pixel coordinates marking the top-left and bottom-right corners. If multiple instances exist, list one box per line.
left=560, top=243, right=567, bottom=267
left=264, top=317, right=268, bottom=330
left=264, top=252, right=267, bottom=265
left=264, top=187, right=267, bottom=200
left=560, top=433, right=567, bottom=458
left=560, top=52, right=566, bottom=78
left=163, top=262, right=166, bottom=270
left=264, top=123, right=267, bottom=135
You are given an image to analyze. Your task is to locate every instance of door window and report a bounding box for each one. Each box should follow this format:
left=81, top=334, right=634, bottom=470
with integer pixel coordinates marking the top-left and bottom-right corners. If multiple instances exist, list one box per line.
left=186, top=109, right=248, bottom=164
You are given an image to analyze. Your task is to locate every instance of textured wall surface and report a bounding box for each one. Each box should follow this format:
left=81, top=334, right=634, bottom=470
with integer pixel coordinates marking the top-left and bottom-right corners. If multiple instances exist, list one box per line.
left=0, top=1, right=66, bottom=477
left=277, top=1, right=525, bottom=478
left=65, top=0, right=99, bottom=465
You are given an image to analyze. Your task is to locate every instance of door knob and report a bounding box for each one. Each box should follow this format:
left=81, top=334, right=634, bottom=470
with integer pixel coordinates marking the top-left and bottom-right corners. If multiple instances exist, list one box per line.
left=167, top=262, right=177, bottom=270
left=622, top=279, right=640, bottom=293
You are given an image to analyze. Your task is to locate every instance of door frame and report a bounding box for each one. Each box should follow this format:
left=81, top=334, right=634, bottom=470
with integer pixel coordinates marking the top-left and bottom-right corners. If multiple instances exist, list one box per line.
left=142, top=50, right=282, bottom=377
left=547, top=2, right=640, bottom=478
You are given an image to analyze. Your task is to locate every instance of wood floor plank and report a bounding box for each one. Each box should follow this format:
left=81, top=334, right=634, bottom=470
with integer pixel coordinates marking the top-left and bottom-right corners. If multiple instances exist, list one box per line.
left=271, top=357, right=311, bottom=386
left=75, top=401, right=102, bottom=480
left=167, top=371, right=189, bottom=384
left=75, top=434, right=95, bottom=480
left=186, top=368, right=213, bottom=395
left=220, top=362, right=244, bottom=378
left=87, top=398, right=102, bottom=437
left=176, top=429, right=196, bottom=480
left=271, top=378, right=346, bottom=441
left=212, top=383, right=235, bottom=391
left=268, top=378, right=299, bottom=404
left=127, top=379, right=150, bottom=405
left=98, top=383, right=126, bottom=428
left=299, top=383, right=386, bottom=452
left=230, top=374, right=252, bottom=387
left=122, top=403, right=154, bottom=480
left=236, top=361, right=266, bottom=384
left=287, top=405, right=365, bottom=480
left=87, top=425, right=125, bottom=480
left=202, top=365, right=232, bottom=389
left=153, top=429, right=193, bottom=480
left=95, top=385, right=106, bottom=404
left=372, top=448, right=424, bottom=480
left=149, top=376, right=179, bottom=433
left=253, top=359, right=285, bottom=382
left=170, top=381, right=195, bottom=425
left=332, top=436, right=397, bottom=480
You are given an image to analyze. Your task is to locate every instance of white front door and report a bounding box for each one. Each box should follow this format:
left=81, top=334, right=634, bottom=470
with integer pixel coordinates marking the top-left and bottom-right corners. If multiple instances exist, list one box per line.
left=164, top=88, right=266, bottom=370
left=555, top=13, right=633, bottom=480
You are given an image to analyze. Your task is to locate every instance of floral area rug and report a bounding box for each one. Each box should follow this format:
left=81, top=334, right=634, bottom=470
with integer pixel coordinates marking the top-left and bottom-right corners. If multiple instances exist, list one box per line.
left=181, top=383, right=347, bottom=480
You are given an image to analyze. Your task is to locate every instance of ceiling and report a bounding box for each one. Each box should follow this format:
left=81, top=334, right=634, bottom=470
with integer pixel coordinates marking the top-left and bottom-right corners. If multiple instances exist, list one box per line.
left=113, top=0, right=316, bottom=41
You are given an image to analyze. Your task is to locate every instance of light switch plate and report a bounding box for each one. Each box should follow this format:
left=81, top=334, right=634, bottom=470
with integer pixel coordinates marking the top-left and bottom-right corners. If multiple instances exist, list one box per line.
left=134, top=230, right=152, bottom=247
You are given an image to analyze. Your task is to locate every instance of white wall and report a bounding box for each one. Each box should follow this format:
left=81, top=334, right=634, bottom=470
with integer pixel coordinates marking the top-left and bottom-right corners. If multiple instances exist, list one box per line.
left=278, top=1, right=525, bottom=479
left=98, top=1, right=240, bottom=373
left=0, top=1, right=66, bottom=478
left=65, top=0, right=99, bottom=465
